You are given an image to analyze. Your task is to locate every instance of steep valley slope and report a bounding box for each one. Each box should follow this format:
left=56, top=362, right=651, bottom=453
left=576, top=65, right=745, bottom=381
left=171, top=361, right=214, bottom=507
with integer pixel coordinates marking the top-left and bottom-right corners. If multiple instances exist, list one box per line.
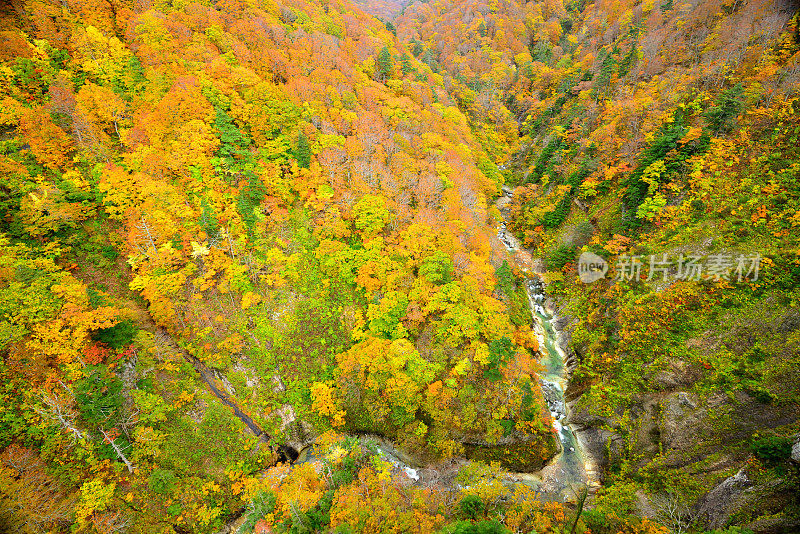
left=0, top=0, right=798, bottom=532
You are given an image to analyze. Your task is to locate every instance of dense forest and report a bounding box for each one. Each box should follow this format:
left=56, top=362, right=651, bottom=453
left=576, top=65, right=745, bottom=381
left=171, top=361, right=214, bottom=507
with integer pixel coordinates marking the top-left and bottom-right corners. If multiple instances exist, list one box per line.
left=0, top=0, right=798, bottom=532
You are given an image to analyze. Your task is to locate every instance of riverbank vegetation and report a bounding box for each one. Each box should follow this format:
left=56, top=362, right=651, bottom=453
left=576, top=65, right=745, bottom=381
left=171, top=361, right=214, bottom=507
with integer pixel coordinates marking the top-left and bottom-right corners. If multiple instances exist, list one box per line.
left=392, top=0, right=800, bottom=529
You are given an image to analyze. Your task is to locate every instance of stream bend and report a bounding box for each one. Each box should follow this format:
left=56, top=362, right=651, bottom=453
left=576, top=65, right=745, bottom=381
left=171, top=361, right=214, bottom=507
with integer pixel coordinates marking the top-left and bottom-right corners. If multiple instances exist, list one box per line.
left=497, top=200, right=599, bottom=501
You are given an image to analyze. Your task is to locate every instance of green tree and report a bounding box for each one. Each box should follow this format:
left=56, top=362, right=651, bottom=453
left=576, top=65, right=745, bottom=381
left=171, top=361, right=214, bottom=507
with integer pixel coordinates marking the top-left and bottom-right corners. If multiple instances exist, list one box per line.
left=353, top=194, right=390, bottom=238
left=377, top=46, right=394, bottom=82
left=592, top=49, right=616, bottom=100
left=459, top=495, right=485, bottom=519
left=420, top=251, right=454, bottom=285
left=148, top=469, right=177, bottom=495
left=704, top=84, right=744, bottom=133
left=400, top=53, right=414, bottom=75
left=92, top=319, right=137, bottom=350
left=75, top=365, right=123, bottom=427
left=296, top=131, right=311, bottom=169
left=213, top=107, right=252, bottom=172
left=198, top=195, right=219, bottom=237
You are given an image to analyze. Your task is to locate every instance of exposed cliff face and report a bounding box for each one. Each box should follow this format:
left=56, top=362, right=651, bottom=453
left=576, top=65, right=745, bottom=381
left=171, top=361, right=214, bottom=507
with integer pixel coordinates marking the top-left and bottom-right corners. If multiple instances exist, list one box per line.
left=512, top=222, right=800, bottom=531
left=564, top=330, right=800, bottom=532
left=501, top=253, right=798, bottom=531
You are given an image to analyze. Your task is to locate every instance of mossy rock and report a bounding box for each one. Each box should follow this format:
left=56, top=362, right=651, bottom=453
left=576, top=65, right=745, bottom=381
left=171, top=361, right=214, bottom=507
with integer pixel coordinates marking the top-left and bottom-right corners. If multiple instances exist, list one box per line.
left=463, top=432, right=559, bottom=472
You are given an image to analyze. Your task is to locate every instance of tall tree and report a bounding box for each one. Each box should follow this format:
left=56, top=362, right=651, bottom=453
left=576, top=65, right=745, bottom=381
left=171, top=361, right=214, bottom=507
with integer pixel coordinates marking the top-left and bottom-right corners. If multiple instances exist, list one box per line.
left=377, top=46, right=394, bottom=82
left=296, top=131, right=311, bottom=169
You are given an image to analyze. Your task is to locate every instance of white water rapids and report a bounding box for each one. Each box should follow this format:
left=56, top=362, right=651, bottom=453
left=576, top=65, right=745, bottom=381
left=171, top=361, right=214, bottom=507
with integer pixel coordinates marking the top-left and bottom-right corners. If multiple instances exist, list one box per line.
left=498, top=213, right=600, bottom=501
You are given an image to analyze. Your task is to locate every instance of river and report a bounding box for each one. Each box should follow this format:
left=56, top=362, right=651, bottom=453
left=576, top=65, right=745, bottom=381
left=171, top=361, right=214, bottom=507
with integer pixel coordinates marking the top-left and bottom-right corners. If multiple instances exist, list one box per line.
left=191, top=192, right=597, bottom=499
left=497, top=200, right=599, bottom=502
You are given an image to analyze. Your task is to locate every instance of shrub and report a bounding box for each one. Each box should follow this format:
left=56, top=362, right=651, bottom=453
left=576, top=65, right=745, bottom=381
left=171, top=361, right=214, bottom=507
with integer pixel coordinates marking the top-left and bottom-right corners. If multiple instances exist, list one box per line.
left=93, top=319, right=137, bottom=350
left=547, top=245, right=577, bottom=271
left=750, top=435, right=792, bottom=463
left=459, top=495, right=485, bottom=519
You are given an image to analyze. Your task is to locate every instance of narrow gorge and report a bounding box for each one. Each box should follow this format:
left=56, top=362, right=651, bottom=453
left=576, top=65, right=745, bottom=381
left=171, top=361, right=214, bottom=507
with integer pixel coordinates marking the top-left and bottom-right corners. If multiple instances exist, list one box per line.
left=1, top=0, right=798, bottom=531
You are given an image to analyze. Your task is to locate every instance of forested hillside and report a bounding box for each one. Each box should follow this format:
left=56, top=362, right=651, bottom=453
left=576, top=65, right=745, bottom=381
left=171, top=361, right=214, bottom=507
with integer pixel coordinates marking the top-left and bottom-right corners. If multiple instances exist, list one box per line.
left=0, top=0, right=564, bottom=530
left=352, top=0, right=408, bottom=20
left=388, top=0, right=800, bottom=531
left=0, top=0, right=798, bottom=531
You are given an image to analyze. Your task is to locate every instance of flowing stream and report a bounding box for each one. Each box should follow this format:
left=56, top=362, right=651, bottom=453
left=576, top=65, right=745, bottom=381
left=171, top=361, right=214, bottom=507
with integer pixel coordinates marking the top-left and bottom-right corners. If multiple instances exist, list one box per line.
left=498, top=206, right=598, bottom=501
left=199, top=193, right=596, bottom=498
left=525, top=278, right=594, bottom=500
